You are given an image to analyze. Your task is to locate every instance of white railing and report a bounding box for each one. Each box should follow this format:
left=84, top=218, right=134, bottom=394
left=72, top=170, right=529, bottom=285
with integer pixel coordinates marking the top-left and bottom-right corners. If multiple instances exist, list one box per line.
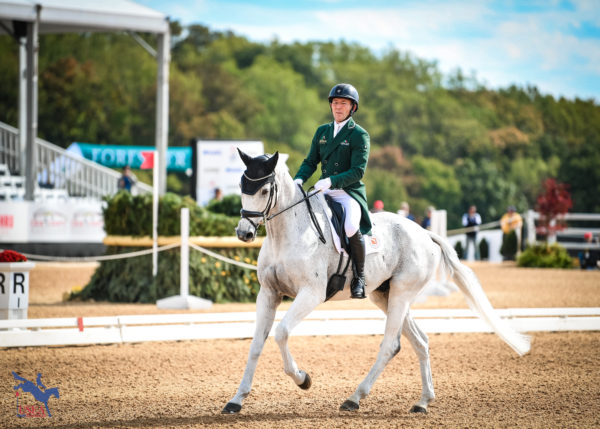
left=526, top=211, right=600, bottom=250
left=0, top=121, right=152, bottom=199
left=1, top=308, right=599, bottom=348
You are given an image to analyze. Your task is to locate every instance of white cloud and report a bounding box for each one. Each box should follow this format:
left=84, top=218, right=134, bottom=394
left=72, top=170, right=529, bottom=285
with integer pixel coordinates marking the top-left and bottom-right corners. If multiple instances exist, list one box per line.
left=141, top=0, right=600, bottom=99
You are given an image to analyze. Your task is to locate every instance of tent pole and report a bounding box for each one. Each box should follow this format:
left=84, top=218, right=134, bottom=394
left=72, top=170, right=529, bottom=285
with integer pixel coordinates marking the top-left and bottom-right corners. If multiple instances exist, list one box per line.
left=155, top=23, right=170, bottom=196
left=24, top=5, right=40, bottom=200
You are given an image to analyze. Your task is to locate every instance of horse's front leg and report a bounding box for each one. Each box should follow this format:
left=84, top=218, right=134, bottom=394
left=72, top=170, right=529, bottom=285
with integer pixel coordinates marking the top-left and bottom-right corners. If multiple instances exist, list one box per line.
left=275, top=286, right=323, bottom=388
left=222, top=287, right=281, bottom=414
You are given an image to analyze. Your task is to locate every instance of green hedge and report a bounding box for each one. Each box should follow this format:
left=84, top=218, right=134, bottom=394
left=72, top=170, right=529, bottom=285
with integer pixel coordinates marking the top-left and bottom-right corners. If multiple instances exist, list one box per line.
left=72, top=191, right=261, bottom=303
left=74, top=246, right=260, bottom=303
left=517, top=243, right=574, bottom=269
left=103, top=191, right=240, bottom=236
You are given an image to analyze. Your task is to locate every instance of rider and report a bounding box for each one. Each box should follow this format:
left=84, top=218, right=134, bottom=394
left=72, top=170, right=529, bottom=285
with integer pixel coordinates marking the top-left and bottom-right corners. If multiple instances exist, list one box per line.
left=293, top=83, right=371, bottom=299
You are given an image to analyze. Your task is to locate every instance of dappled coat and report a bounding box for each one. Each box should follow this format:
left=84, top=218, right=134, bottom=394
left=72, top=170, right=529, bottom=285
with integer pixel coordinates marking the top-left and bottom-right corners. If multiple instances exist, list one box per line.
left=294, top=117, right=372, bottom=235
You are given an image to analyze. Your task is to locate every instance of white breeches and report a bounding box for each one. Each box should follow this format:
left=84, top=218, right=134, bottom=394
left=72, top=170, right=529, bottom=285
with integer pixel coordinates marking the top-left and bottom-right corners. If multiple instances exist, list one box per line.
left=323, top=189, right=361, bottom=237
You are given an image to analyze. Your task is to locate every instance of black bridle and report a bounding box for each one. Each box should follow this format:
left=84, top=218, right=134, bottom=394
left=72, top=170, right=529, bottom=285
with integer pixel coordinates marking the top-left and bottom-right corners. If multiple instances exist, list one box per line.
left=240, top=177, right=326, bottom=243
left=239, top=171, right=279, bottom=229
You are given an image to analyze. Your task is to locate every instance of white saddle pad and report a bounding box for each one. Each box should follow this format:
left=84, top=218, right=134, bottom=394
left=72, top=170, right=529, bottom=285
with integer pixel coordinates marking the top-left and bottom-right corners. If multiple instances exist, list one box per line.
left=323, top=202, right=381, bottom=256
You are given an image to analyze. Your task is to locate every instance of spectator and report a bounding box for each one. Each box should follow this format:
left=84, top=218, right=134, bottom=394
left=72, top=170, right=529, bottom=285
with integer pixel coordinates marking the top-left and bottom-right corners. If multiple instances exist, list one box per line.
left=117, top=166, right=136, bottom=192
left=421, top=206, right=434, bottom=230
left=500, top=205, right=523, bottom=260
left=213, top=187, right=223, bottom=202
left=371, top=200, right=384, bottom=213
left=462, top=205, right=482, bottom=260
left=397, top=201, right=416, bottom=222
left=579, top=232, right=599, bottom=270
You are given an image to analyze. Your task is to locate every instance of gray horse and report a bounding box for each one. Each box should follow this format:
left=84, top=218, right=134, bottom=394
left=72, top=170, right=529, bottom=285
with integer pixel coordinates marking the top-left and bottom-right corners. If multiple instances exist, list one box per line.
left=223, top=150, right=530, bottom=414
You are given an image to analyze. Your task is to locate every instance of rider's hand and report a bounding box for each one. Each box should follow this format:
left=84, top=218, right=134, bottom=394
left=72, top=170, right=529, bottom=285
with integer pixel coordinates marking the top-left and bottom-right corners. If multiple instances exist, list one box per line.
left=294, top=178, right=303, bottom=186
left=314, top=178, right=332, bottom=192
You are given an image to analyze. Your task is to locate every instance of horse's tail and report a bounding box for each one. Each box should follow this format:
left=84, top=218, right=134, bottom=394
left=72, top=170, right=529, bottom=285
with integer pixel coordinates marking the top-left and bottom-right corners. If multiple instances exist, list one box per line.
left=428, top=231, right=531, bottom=356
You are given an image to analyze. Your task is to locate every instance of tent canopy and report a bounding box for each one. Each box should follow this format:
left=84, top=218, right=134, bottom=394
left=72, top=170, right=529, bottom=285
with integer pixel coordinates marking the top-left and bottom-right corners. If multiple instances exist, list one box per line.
left=0, top=0, right=169, bottom=34
left=0, top=0, right=170, bottom=197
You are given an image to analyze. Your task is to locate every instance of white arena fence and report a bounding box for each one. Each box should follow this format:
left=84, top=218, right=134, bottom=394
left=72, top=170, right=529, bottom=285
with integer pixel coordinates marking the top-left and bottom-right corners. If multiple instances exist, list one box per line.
left=1, top=308, right=599, bottom=348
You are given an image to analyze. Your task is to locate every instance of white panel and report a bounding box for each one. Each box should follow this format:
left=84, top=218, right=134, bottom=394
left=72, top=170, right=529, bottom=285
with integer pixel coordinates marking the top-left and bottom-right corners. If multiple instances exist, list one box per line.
left=2, top=309, right=600, bottom=348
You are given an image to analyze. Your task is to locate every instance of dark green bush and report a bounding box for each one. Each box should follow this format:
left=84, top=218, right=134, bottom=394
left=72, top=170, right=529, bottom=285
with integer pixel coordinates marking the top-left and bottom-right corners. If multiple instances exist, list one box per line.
left=103, top=191, right=239, bottom=236
left=517, top=243, right=574, bottom=268
left=454, top=241, right=464, bottom=259
left=74, top=247, right=260, bottom=303
left=206, top=194, right=242, bottom=217
left=479, top=238, right=489, bottom=260
left=500, top=230, right=518, bottom=261
left=74, top=191, right=262, bottom=303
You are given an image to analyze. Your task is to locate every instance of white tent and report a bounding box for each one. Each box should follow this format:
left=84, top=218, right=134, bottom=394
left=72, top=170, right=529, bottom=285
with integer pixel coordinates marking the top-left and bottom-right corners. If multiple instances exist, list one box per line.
left=0, top=0, right=170, bottom=197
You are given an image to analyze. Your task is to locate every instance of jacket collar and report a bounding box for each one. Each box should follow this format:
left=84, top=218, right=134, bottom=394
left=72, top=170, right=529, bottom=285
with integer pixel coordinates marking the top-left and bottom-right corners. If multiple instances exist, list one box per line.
left=321, top=118, right=356, bottom=161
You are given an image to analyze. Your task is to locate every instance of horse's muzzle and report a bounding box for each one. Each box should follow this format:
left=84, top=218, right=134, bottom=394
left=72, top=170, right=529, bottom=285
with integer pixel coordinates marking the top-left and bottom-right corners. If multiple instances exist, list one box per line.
left=236, top=220, right=257, bottom=242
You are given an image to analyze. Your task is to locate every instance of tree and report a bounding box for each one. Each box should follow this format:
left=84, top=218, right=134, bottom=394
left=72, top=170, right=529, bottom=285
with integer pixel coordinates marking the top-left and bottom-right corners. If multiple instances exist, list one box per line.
left=535, top=178, right=573, bottom=241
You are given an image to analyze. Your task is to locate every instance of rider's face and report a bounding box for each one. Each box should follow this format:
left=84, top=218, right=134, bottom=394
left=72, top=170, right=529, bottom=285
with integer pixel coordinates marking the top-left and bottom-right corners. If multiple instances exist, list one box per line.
left=330, top=98, right=353, bottom=123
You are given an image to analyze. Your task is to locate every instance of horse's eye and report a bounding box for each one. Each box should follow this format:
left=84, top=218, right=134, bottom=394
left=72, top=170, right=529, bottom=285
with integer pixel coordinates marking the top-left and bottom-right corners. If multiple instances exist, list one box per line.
left=261, top=188, right=269, bottom=196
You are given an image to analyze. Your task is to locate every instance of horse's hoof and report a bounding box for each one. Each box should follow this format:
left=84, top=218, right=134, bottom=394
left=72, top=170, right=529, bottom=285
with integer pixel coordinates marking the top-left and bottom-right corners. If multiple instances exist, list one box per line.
left=221, top=402, right=242, bottom=414
left=410, top=405, right=427, bottom=414
left=298, top=371, right=312, bottom=390
left=340, top=400, right=359, bottom=411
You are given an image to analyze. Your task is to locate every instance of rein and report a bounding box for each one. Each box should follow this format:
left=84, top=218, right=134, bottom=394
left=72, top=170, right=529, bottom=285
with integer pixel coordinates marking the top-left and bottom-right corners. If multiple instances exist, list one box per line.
left=240, top=181, right=326, bottom=244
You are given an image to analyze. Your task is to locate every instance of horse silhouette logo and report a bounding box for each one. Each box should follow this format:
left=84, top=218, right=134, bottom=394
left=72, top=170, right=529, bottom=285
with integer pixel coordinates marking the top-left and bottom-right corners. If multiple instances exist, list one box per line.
left=12, top=372, right=59, bottom=418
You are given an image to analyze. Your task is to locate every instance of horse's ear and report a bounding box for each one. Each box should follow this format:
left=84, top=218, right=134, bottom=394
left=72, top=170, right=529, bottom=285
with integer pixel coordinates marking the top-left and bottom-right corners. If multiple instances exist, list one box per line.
left=237, top=148, right=253, bottom=166
left=265, top=151, right=279, bottom=172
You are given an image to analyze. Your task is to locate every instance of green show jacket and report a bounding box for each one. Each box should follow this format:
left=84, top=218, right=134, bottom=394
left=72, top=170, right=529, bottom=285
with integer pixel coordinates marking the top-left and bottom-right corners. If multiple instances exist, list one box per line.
left=294, top=117, right=372, bottom=235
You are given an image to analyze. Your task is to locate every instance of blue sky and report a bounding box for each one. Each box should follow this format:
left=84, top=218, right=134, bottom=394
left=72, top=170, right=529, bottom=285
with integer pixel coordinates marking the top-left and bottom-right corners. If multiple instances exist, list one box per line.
left=138, top=0, right=600, bottom=101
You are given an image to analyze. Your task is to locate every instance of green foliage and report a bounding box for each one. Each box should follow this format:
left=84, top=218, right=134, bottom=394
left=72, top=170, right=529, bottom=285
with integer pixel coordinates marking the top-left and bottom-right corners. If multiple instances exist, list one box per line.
left=206, top=194, right=242, bottom=217
left=453, top=158, right=523, bottom=227
left=411, top=155, right=461, bottom=215
left=454, top=241, right=464, bottom=259
left=363, top=167, right=408, bottom=213
left=479, top=238, right=489, bottom=260
left=73, top=247, right=260, bottom=303
left=75, top=191, right=263, bottom=303
left=517, top=243, right=574, bottom=269
left=501, top=231, right=518, bottom=261
left=103, top=191, right=238, bottom=236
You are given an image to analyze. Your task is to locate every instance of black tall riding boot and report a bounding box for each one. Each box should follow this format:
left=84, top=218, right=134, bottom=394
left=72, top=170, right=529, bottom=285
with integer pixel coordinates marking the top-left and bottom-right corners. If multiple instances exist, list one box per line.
left=348, top=230, right=366, bottom=299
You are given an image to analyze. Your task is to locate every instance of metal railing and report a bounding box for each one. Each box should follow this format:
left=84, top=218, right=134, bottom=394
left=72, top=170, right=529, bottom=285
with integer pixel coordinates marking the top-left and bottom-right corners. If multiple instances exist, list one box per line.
left=0, top=121, right=20, bottom=174
left=0, top=121, right=152, bottom=199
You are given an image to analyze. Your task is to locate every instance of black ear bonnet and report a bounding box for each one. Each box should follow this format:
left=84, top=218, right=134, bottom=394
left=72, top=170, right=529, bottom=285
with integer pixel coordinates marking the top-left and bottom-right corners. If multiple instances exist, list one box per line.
left=238, top=150, right=279, bottom=195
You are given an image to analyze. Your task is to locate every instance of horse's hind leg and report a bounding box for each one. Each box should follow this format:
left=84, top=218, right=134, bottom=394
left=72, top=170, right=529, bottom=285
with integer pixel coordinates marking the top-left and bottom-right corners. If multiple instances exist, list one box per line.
left=274, top=287, right=322, bottom=388
left=402, top=313, right=435, bottom=413
left=368, top=290, right=435, bottom=413
left=223, top=287, right=281, bottom=414
left=341, top=289, right=410, bottom=411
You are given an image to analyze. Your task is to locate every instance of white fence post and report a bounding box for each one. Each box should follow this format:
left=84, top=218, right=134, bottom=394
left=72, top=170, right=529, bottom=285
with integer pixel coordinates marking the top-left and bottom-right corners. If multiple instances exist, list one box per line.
left=180, top=207, right=189, bottom=297
left=152, top=151, right=159, bottom=277
left=156, top=208, right=212, bottom=310
left=526, top=210, right=536, bottom=246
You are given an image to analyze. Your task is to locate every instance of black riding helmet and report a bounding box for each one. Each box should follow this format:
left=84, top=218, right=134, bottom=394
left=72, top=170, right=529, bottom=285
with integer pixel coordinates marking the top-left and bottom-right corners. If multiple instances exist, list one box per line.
left=328, top=83, right=359, bottom=114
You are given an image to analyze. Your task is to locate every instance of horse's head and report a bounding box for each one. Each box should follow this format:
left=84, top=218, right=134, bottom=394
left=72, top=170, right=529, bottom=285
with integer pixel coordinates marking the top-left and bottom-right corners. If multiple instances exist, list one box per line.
left=236, top=149, right=279, bottom=242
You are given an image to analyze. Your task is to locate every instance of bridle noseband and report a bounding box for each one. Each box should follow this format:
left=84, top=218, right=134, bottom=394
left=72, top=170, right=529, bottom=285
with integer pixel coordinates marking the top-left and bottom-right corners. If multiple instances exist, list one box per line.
left=240, top=171, right=278, bottom=229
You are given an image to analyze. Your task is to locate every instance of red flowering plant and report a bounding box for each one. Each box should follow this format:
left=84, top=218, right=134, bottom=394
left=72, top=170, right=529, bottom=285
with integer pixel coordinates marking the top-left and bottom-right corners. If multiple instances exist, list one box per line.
left=535, top=178, right=573, bottom=240
left=0, top=249, right=28, bottom=262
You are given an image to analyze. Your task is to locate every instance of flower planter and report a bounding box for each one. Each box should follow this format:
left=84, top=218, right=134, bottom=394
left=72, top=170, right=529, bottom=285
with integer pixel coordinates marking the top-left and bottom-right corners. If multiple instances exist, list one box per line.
left=0, top=261, right=35, bottom=319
